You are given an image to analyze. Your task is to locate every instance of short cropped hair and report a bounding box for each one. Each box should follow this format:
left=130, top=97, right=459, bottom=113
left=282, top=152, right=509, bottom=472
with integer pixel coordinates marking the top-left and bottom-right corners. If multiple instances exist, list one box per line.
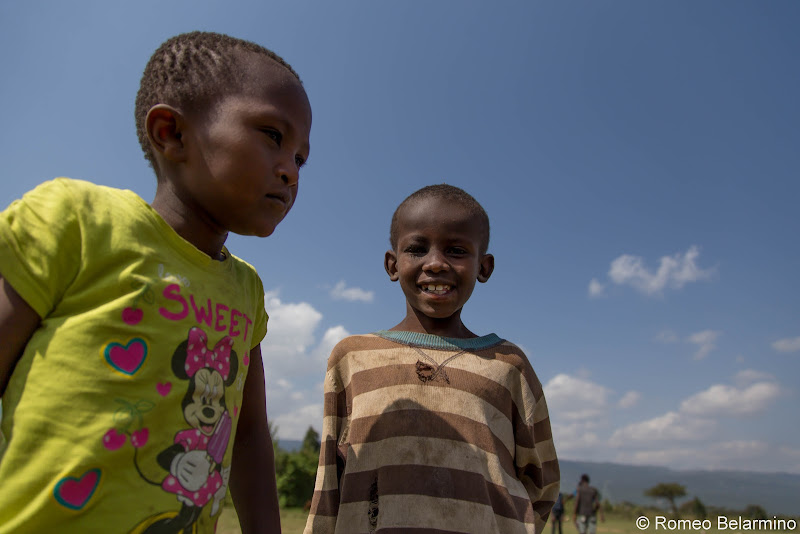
left=390, top=184, right=490, bottom=254
left=135, top=31, right=301, bottom=171
left=580, top=474, right=590, bottom=483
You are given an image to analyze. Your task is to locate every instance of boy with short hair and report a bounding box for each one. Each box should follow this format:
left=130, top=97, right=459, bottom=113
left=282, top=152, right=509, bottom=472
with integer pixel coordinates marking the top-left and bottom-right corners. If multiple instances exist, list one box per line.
left=305, top=184, right=560, bottom=533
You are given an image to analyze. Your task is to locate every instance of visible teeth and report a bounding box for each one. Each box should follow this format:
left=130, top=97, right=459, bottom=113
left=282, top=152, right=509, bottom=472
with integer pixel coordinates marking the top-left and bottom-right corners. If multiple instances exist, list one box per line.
left=422, top=284, right=450, bottom=294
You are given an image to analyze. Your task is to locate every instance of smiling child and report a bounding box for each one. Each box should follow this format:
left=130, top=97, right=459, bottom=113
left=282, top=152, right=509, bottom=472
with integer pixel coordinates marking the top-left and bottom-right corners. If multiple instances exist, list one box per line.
left=0, top=32, right=310, bottom=533
left=305, top=185, right=560, bottom=533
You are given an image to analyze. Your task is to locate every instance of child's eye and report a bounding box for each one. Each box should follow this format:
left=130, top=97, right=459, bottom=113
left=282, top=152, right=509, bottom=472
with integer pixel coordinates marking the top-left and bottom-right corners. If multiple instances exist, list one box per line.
left=404, top=245, right=426, bottom=255
left=448, top=247, right=467, bottom=255
left=261, top=128, right=282, bottom=144
left=295, top=155, right=306, bottom=168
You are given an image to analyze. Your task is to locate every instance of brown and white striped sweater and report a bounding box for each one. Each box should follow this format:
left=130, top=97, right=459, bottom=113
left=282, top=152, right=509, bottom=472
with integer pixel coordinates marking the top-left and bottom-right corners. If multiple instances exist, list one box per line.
left=304, top=331, right=560, bottom=534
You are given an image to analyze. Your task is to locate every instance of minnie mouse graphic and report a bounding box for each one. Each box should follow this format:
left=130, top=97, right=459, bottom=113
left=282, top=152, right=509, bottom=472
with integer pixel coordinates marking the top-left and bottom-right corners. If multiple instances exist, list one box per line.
left=142, top=326, right=239, bottom=534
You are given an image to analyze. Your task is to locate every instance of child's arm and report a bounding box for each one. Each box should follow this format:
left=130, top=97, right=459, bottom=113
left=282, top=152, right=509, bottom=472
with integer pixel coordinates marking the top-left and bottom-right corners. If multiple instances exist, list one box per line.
left=514, top=368, right=560, bottom=534
left=0, top=275, right=41, bottom=397
left=304, top=359, right=345, bottom=533
left=230, top=345, right=281, bottom=534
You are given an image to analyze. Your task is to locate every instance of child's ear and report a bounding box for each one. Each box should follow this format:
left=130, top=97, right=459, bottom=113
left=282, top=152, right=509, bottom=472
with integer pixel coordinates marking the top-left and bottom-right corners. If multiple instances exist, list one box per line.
left=477, top=253, right=494, bottom=283
left=384, top=250, right=399, bottom=281
left=146, top=104, right=187, bottom=163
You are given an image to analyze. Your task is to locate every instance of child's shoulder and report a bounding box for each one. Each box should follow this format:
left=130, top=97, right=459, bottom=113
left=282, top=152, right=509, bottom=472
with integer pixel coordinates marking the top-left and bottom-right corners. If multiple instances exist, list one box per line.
left=21, top=177, right=140, bottom=209
left=482, top=336, right=545, bottom=385
left=328, top=333, right=387, bottom=356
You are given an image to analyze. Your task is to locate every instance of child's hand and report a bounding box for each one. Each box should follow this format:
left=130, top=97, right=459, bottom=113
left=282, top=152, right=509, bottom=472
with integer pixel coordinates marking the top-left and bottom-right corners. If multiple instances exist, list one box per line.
left=211, top=465, right=232, bottom=516
left=171, top=450, right=211, bottom=491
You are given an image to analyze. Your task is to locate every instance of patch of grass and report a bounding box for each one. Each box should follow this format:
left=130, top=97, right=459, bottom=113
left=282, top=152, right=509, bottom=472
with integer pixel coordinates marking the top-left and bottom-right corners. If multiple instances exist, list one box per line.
left=218, top=507, right=798, bottom=534
left=215, top=506, right=308, bottom=534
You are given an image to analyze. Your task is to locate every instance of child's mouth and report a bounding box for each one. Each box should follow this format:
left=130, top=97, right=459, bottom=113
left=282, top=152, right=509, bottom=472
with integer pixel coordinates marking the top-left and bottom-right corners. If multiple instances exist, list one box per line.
left=420, top=284, right=452, bottom=295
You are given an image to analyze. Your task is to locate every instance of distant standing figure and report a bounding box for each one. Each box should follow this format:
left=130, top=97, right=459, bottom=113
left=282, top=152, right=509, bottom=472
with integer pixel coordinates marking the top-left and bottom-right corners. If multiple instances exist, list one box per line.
left=572, top=474, right=604, bottom=534
left=551, top=492, right=565, bottom=534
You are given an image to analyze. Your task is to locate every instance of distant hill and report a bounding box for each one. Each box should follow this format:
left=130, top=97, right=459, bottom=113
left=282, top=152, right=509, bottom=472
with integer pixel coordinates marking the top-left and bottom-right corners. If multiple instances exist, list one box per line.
left=279, top=439, right=303, bottom=452
left=558, top=459, right=799, bottom=516
left=277, top=440, right=798, bottom=515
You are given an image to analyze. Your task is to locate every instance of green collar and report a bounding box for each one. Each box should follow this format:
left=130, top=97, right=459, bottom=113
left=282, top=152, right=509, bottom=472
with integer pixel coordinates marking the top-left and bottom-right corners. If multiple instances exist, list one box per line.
left=373, top=330, right=503, bottom=351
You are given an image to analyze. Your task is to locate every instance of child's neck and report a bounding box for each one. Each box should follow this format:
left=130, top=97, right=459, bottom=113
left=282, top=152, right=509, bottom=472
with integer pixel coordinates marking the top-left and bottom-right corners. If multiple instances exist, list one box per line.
left=389, top=307, right=477, bottom=339
left=151, top=187, right=228, bottom=260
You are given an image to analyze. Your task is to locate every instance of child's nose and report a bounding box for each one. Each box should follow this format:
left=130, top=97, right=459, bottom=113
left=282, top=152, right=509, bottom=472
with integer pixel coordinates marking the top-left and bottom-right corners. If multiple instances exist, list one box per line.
left=423, top=251, right=450, bottom=272
left=275, top=155, right=299, bottom=187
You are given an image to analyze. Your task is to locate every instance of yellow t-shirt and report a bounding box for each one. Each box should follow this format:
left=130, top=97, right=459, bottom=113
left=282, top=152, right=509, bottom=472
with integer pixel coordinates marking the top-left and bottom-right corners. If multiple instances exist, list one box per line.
left=0, top=178, right=268, bottom=533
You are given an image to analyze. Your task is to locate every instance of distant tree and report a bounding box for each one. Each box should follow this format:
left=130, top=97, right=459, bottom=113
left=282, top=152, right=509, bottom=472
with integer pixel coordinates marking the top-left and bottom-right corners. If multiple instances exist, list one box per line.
left=268, top=420, right=281, bottom=451
left=275, top=427, right=322, bottom=508
left=276, top=449, right=318, bottom=507
left=744, top=505, right=768, bottom=520
left=680, top=497, right=707, bottom=519
left=644, top=483, right=687, bottom=516
left=301, top=426, right=321, bottom=454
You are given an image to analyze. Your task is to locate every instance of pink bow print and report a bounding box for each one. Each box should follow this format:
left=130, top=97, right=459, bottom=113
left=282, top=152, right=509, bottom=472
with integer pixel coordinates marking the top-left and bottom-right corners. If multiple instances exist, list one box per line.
left=184, top=327, right=234, bottom=380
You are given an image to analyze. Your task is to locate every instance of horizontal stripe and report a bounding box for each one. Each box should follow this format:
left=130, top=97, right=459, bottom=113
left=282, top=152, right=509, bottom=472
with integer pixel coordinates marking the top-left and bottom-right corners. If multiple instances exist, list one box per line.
left=533, top=417, right=553, bottom=441
left=302, top=512, right=336, bottom=534
left=534, top=495, right=557, bottom=519
left=517, top=439, right=559, bottom=469
left=327, top=365, right=541, bottom=443
left=341, top=380, right=516, bottom=451
left=336, top=494, right=535, bottom=534
left=344, top=436, right=531, bottom=500
left=319, top=437, right=336, bottom=466
left=327, top=335, right=397, bottom=368
left=328, top=336, right=544, bottom=405
left=346, top=409, right=518, bottom=478
left=339, top=464, right=535, bottom=523
left=309, top=485, right=340, bottom=517
left=348, top=365, right=513, bottom=417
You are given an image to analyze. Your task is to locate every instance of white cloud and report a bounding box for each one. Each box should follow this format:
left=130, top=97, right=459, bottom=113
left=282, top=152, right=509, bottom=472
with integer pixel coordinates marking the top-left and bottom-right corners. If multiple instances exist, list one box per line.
left=607, top=245, right=714, bottom=296
left=772, top=336, right=800, bottom=353
left=615, top=440, right=773, bottom=471
left=609, top=411, right=716, bottom=446
left=330, top=280, right=374, bottom=302
left=264, top=291, right=323, bottom=355
left=680, top=381, right=782, bottom=417
left=687, top=329, right=720, bottom=360
left=618, top=391, right=642, bottom=409
left=312, top=325, right=350, bottom=362
left=550, top=421, right=602, bottom=453
left=260, top=291, right=351, bottom=439
left=272, top=403, right=324, bottom=442
left=588, top=278, right=606, bottom=298
left=734, top=369, right=775, bottom=387
left=543, top=374, right=610, bottom=421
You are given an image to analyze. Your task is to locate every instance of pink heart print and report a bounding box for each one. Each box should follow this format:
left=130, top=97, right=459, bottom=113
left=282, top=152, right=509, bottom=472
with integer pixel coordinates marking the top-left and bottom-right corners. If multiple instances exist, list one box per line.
left=102, top=428, right=126, bottom=450
left=156, top=382, right=172, bottom=396
left=53, top=469, right=101, bottom=510
left=104, top=338, right=147, bottom=376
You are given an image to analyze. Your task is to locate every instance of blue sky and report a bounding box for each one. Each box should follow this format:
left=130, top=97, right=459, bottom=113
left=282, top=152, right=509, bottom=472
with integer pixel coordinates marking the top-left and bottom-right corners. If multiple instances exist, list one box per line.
left=2, top=1, right=798, bottom=473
